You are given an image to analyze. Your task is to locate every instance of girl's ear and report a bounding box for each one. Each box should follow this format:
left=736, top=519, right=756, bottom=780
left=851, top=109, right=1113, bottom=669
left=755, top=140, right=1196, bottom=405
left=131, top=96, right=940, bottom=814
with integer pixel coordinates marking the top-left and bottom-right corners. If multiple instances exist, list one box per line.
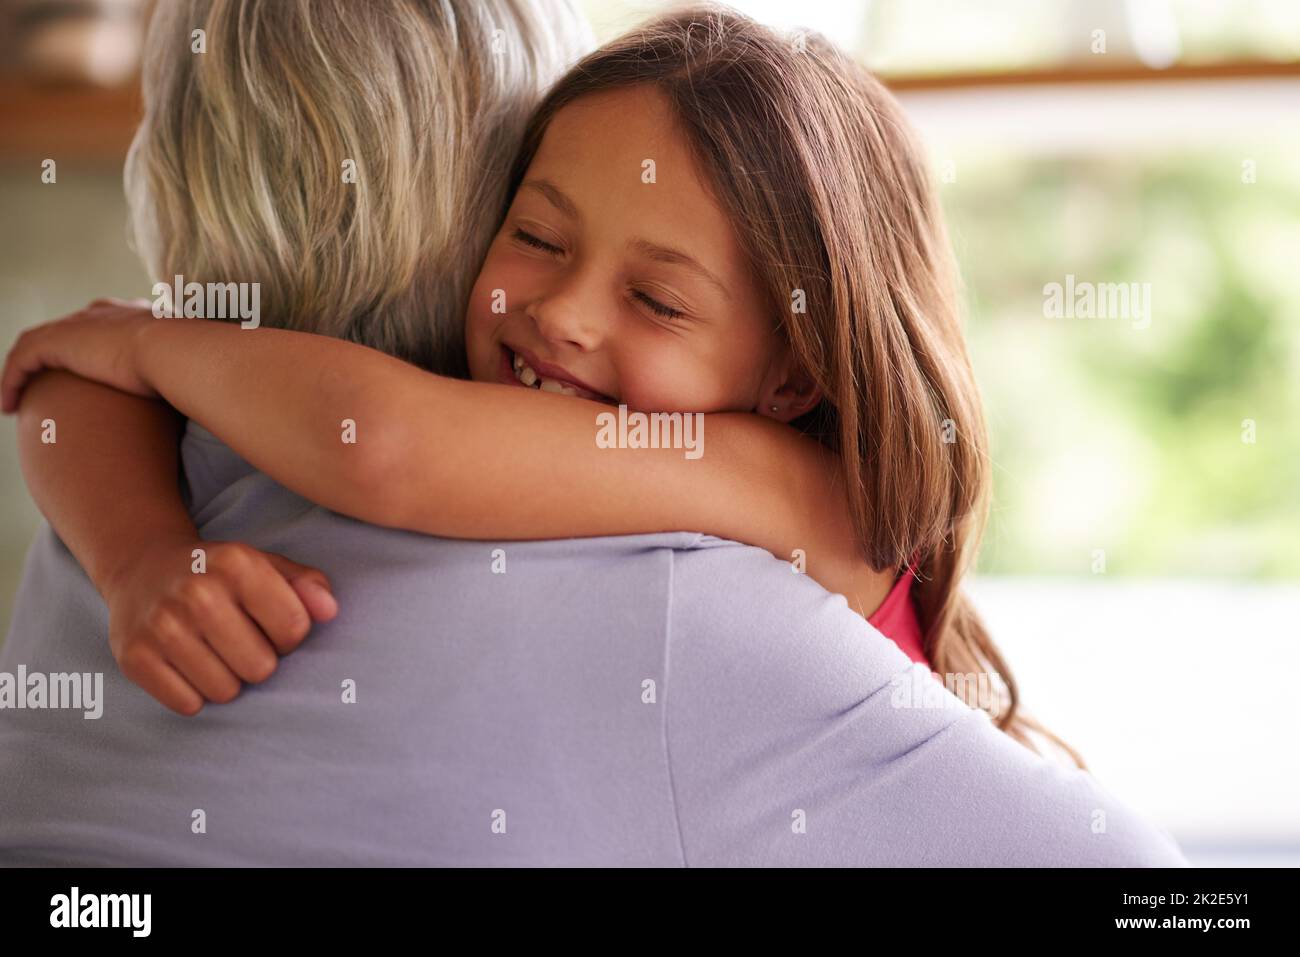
left=758, top=348, right=822, bottom=423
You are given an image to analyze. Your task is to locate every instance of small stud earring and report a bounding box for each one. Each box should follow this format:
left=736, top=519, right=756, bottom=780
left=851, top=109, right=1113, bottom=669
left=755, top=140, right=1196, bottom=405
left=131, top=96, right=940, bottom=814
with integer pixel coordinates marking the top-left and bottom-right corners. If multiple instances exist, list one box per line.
left=770, top=405, right=779, bottom=413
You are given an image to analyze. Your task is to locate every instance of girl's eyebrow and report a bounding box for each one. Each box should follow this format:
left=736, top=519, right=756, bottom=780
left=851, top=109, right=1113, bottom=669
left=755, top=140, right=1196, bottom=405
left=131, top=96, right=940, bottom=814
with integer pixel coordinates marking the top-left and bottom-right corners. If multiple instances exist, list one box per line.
left=521, top=179, right=581, bottom=221
left=629, top=238, right=732, bottom=302
left=522, top=177, right=731, bottom=302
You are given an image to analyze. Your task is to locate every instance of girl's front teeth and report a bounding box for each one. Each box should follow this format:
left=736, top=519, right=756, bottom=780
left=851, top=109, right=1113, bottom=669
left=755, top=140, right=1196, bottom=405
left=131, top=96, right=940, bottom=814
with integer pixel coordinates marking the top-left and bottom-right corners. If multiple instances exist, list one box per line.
left=512, top=353, right=577, bottom=396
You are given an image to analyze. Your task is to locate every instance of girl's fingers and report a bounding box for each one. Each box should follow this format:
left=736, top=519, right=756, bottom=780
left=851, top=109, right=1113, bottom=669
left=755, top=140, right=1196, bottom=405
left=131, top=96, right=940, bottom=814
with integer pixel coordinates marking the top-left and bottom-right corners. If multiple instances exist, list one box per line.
left=2, top=303, right=146, bottom=412
left=2, top=325, right=63, bottom=413
left=118, top=644, right=206, bottom=717
left=185, top=588, right=281, bottom=684
left=0, top=335, right=39, bottom=413
left=150, top=604, right=244, bottom=705
left=262, top=553, right=339, bottom=622
left=227, top=554, right=321, bottom=655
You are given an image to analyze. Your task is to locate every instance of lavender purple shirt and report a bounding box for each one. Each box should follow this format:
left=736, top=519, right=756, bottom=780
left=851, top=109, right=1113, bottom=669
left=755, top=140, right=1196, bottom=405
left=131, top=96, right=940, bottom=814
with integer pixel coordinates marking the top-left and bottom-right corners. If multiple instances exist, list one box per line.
left=0, top=423, right=1188, bottom=866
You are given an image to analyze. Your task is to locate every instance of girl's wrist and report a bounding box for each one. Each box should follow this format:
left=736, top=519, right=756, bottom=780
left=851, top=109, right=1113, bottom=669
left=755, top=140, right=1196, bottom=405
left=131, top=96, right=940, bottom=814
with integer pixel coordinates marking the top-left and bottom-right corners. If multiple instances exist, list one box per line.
left=132, top=314, right=172, bottom=394
left=98, top=528, right=199, bottom=604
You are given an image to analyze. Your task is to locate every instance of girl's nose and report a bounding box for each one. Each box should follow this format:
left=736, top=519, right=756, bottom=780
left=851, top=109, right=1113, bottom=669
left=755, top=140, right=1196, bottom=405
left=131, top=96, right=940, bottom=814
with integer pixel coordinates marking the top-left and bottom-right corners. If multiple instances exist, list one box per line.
left=527, top=281, right=606, bottom=352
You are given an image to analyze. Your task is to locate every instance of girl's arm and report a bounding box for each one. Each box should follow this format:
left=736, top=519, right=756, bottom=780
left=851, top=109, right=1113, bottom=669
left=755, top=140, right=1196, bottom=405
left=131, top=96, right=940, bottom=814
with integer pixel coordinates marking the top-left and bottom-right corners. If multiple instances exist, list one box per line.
left=16, top=369, right=196, bottom=599
left=4, top=310, right=894, bottom=616
left=11, top=324, right=337, bottom=715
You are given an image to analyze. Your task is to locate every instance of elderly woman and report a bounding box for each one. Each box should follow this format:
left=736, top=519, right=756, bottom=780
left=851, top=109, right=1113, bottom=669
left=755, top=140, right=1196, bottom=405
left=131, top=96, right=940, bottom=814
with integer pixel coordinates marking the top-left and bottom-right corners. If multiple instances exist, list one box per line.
left=0, top=1, right=1185, bottom=867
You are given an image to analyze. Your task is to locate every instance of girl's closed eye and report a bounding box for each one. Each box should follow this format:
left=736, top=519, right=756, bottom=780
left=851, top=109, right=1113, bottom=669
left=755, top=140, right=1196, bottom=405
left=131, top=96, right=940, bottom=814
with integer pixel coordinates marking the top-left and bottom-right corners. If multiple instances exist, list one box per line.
left=509, top=220, right=687, bottom=325
left=512, top=227, right=564, bottom=256
left=630, top=288, right=686, bottom=322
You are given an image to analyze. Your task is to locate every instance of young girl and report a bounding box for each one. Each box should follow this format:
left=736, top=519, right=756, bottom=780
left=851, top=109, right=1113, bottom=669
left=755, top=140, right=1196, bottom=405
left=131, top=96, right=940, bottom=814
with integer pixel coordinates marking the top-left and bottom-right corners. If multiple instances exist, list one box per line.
left=3, top=8, right=1081, bottom=766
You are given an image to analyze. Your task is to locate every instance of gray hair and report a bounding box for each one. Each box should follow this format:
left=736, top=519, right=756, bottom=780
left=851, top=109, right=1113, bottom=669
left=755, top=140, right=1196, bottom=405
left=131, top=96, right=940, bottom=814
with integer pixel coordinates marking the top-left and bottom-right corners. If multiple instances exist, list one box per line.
left=125, top=0, right=592, bottom=374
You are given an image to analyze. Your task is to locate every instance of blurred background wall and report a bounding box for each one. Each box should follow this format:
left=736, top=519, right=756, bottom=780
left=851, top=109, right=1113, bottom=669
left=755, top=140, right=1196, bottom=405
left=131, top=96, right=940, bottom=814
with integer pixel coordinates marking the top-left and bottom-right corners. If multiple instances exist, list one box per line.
left=1, top=0, right=1297, bottom=864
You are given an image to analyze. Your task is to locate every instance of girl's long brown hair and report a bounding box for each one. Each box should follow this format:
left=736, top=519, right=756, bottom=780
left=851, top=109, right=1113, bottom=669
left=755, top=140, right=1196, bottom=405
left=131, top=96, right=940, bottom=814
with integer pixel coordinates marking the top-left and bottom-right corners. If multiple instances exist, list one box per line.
left=508, top=5, right=1084, bottom=766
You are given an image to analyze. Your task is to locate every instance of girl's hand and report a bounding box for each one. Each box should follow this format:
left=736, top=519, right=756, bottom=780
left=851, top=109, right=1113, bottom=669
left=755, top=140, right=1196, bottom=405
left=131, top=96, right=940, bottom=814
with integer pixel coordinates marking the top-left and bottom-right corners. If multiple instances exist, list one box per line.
left=1, top=298, right=158, bottom=413
left=105, top=537, right=340, bottom=716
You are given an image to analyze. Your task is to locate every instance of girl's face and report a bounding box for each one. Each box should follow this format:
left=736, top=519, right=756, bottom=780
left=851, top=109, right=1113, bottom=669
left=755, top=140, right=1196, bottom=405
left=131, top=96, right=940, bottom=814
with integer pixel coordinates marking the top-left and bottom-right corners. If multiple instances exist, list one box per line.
left=465, top=85, right=817, bottom=417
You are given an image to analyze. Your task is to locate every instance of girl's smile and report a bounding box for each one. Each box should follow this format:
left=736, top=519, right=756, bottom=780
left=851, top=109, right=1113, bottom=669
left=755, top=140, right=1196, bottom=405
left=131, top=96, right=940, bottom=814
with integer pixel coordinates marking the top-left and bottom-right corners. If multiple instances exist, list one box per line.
left=495, top=342, right=617, bottom=403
